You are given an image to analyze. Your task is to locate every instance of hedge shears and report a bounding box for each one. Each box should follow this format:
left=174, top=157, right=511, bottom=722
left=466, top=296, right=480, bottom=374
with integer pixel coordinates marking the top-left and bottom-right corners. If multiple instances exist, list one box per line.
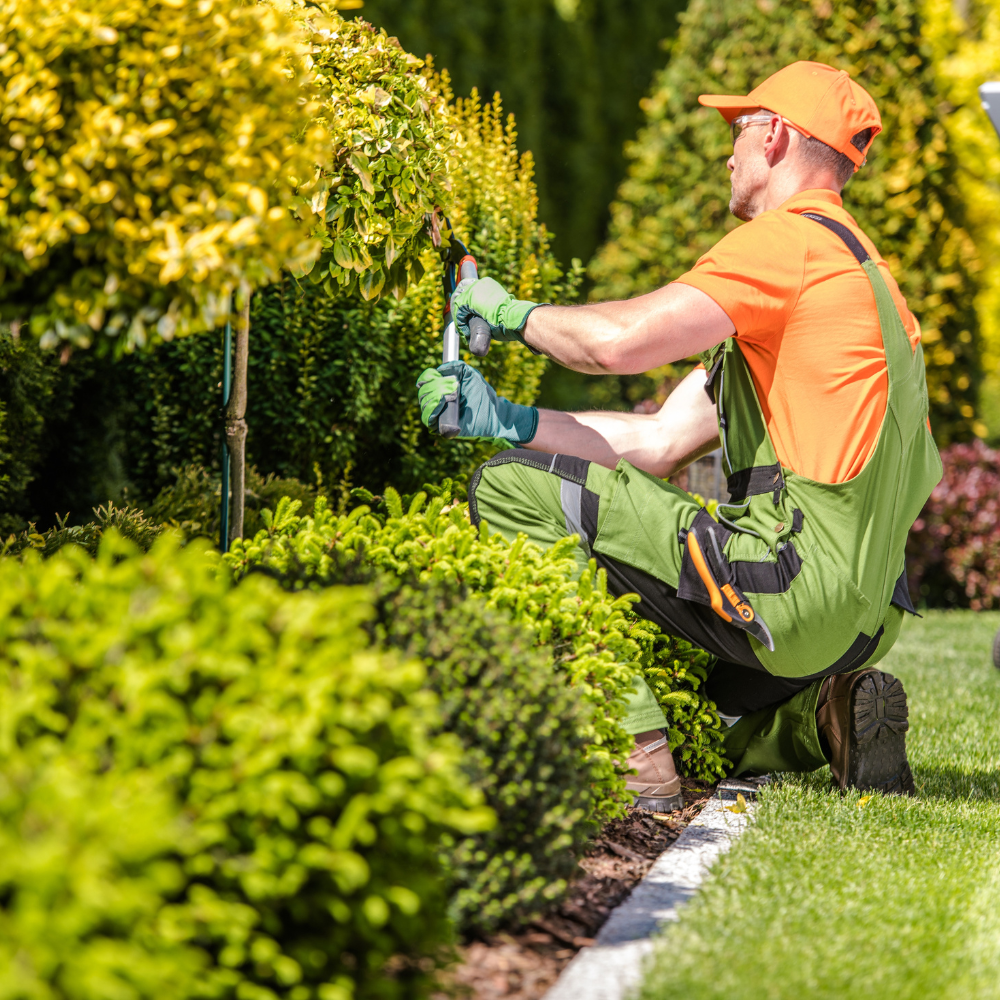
left=437, top=227, right=491, bottom=438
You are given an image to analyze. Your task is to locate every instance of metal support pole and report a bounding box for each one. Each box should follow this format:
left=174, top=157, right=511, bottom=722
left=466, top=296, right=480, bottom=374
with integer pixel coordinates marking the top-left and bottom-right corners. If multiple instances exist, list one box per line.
left=220, top=316, right=232, bottom=552
left=980, top=82, right=1000, bottom=139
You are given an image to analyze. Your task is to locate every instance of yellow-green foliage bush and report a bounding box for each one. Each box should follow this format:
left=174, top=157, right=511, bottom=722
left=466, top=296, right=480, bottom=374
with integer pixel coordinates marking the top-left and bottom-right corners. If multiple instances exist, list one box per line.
left=34, top=93, right=580, bottom=515
left=0, top=758, right=207, bottom=998
left=0, top=533, right=489, bottom=999
left=0, top=0, right=331, bottom=349
left=591, top=0, right=982, bottom=445
left=301, top=7, right=452, bottom=302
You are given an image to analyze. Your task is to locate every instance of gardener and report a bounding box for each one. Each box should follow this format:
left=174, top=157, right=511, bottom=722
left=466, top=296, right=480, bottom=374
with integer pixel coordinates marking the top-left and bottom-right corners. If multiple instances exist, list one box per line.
left=417, top=61, right=942, bottom=805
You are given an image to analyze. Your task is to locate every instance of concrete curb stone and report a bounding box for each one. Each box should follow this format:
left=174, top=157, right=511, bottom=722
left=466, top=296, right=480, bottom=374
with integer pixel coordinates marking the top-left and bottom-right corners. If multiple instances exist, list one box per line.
left=542, top=796, right=755, bottom=1000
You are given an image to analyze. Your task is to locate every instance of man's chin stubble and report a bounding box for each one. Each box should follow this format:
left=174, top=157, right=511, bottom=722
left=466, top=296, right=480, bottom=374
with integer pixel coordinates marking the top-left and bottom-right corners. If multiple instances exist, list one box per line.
left=729, top=190, right=756, bottom=222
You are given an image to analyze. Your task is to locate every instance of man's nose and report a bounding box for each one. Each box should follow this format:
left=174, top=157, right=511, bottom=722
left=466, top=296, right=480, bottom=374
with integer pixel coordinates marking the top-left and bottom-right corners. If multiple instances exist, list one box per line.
left=726, top=154, right=735, bottom=172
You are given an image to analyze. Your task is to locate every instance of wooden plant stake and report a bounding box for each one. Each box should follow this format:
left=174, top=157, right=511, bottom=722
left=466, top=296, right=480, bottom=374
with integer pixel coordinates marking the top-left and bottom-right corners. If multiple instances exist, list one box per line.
left=224, top=295, right=251, bottom=542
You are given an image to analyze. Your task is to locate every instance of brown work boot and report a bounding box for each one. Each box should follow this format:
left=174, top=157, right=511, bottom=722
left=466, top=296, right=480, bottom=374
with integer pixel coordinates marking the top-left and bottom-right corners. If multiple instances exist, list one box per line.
left=625, top=729, right=684, bottom=813
left=816, top=669, right=915, bottom=795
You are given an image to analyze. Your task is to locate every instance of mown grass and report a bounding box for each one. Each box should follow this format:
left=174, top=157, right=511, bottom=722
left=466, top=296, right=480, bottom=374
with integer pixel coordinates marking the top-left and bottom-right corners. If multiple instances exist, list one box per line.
left=640, top=611, right=1000, bottom=1000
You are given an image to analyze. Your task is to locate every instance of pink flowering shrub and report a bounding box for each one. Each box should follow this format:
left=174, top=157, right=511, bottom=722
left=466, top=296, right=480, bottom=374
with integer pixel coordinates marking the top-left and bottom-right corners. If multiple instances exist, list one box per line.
left=906, top=440, right=1000, bottom=610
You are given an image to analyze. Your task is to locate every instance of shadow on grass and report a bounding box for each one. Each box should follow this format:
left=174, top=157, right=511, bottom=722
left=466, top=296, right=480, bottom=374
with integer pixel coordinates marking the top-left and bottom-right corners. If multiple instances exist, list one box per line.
left=771, top=765, right=1000, bottom=803
left=914, top=765, right=1000, bottom=802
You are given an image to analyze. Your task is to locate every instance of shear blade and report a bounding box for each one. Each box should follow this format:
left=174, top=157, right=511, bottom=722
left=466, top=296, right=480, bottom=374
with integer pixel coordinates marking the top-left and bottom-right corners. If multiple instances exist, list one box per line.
left=745, top=613, right=775, bottom=652
left=686, top=527, right=776, bottom=652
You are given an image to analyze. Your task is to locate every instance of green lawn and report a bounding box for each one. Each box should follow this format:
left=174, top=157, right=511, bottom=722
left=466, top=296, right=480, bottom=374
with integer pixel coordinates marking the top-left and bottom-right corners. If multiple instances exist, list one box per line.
left=640, top=611, right=1000, bottom=1000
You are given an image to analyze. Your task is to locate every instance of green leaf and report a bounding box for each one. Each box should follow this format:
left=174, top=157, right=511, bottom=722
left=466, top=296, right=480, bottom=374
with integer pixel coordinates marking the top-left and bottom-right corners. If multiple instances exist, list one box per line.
left=350, top=152, right=375, bottom=194
left=333, top=240, right=354, bottom=270
left=359, top=268, right=385, bottom=301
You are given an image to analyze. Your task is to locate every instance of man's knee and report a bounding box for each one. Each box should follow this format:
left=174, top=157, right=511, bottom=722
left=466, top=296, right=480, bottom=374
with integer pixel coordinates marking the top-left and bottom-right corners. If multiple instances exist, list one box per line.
left=469, top=451, right=579, bottom=549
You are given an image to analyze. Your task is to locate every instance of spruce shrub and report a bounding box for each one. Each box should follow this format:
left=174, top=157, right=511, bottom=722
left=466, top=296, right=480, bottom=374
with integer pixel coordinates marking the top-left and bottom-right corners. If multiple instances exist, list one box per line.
left=0, top=532, right=490, bottom=999
left=225, top=489, right=728, bottom=785
left=590, top=0, right=982, bottom=444
left=143, top=463, right=320, bottom=543
left=2, top=501, right=163, bottom=556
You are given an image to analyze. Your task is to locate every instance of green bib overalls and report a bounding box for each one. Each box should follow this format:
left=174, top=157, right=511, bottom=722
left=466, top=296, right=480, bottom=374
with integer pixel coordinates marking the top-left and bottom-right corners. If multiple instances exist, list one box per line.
left=470, top=214, right=942, bottom=775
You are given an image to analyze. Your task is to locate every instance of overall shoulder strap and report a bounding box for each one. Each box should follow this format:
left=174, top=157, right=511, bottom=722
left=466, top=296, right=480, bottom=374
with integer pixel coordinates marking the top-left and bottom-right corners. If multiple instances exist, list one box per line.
left=800, top=212, right=926, bottom=436
left=800, top=212, right=870, bottom=264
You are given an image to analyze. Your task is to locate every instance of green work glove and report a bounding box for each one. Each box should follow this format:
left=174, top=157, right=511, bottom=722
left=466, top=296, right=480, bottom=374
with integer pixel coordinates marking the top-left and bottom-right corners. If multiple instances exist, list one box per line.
left=451, top=276, right=546, bottom=347
left=416, top=361, right=539, bottom=443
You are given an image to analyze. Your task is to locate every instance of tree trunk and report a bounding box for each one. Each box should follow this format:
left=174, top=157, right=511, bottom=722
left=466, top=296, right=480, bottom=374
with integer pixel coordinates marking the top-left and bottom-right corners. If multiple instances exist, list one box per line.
left=224, top=296, right=250, bottom=542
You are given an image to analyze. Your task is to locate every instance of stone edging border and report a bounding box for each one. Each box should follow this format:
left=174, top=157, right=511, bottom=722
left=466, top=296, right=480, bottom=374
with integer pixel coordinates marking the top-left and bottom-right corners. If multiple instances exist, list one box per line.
left=542, top=793, right=756, bottom=1000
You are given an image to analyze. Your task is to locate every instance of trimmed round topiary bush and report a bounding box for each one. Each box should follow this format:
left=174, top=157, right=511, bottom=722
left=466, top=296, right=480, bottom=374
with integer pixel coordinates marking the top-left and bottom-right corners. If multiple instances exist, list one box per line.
left=0, top=0, right=328, bottom=348
left=357, top=578, right=606, bottom=935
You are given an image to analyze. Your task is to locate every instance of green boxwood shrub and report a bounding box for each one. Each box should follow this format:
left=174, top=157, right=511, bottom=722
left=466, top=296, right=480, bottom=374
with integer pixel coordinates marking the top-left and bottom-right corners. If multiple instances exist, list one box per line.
left=0, top=533, right=490, bottom=999
left=590, top=0, right=982, bottom=445
left=143, top=463, right=320, bottom=543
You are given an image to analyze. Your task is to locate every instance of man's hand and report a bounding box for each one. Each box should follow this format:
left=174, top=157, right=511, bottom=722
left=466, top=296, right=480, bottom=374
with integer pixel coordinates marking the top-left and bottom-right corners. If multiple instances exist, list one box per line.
left=451, top=276, right=545, bottom=346
left=416, top=361, right=539, bottom=443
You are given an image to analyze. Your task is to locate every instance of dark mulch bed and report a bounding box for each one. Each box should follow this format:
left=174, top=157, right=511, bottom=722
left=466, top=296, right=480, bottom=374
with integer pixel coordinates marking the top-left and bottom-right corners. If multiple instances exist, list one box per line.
left=435, top=778, right=716, bottom=1000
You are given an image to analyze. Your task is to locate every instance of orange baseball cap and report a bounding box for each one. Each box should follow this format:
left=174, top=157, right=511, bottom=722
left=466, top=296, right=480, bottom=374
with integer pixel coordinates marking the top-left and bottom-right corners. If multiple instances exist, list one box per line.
left=698, top=61, right=881, bottom=168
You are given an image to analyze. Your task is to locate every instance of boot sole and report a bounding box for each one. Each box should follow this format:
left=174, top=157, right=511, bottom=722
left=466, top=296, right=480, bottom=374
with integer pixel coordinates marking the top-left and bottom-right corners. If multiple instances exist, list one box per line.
left=633, top=791, right=684, bottom=814
left=847, top=671, right=915, bottom=795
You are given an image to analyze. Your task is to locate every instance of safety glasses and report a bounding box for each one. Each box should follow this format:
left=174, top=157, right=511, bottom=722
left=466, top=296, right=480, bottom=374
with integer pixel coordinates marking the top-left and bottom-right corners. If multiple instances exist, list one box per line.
left=729, top=113, right=775, bottom=148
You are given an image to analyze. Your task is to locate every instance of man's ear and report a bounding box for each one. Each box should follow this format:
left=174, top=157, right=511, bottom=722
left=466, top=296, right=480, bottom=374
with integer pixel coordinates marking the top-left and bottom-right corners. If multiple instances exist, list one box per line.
left=762, top=116, right=791, bottom=166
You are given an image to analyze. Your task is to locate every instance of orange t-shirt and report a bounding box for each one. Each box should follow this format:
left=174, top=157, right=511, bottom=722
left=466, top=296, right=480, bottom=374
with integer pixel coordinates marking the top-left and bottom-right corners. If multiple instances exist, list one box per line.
left=675, top=188, right=921, bottom=484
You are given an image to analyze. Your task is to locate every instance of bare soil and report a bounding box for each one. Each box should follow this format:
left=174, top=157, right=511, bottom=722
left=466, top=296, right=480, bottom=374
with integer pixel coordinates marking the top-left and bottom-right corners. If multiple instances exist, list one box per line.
left=435, top=778, right=716, bottom=1000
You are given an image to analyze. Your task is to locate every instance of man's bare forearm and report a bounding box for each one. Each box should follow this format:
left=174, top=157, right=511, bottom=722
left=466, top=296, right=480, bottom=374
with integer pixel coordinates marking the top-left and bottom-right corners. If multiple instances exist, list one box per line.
left=525, top=367, right=720, bottom=479
left=522, top=282, right=735, bottom=374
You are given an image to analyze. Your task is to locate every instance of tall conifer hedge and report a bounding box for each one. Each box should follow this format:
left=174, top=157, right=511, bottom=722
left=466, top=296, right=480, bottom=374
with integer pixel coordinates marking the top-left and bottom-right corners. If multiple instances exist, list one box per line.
left=350, top=0, right=686, bottom=265
left=590, top=0, right=981, bottom=445
left=923, top=0, right=1000, bottom=439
